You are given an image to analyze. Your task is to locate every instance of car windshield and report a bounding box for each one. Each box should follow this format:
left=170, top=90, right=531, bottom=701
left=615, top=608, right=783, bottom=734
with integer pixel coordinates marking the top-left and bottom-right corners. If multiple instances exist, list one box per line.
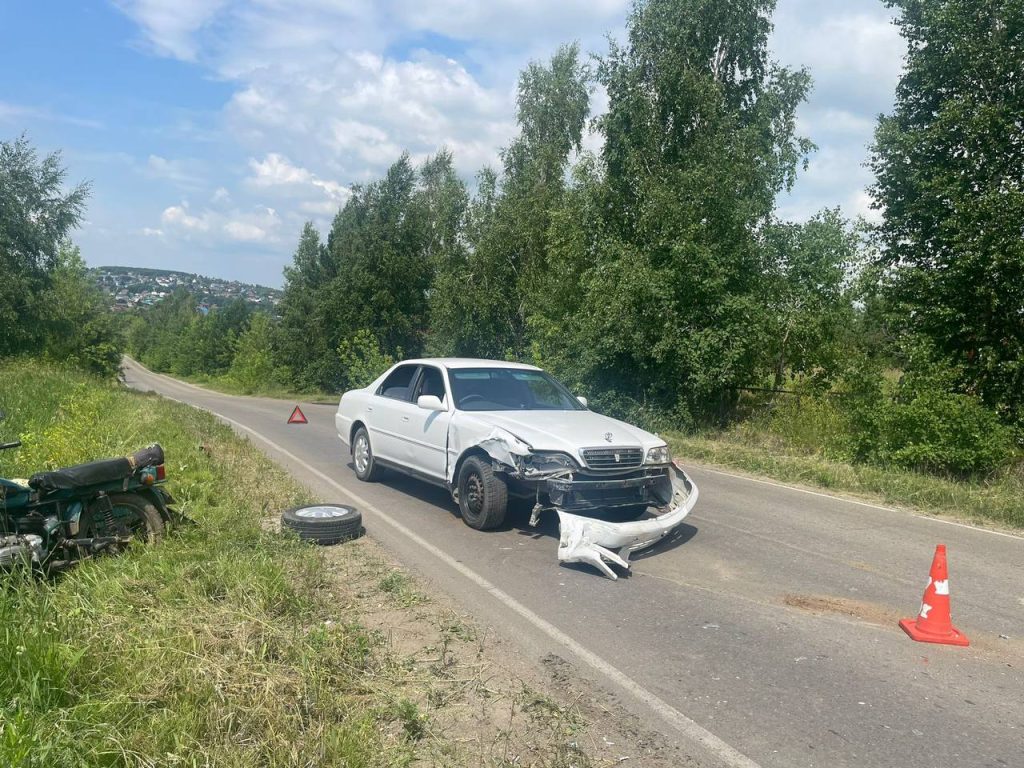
left=448, top=368, right=585, bottom=411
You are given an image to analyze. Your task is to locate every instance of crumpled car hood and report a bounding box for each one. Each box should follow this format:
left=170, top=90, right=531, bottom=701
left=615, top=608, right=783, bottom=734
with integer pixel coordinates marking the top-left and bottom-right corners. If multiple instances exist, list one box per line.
left=473, top=410, right=662, bottom=457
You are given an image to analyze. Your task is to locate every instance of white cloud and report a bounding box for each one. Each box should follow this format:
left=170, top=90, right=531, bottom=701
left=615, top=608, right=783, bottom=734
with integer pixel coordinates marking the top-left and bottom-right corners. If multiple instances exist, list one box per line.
left=299, top=199, right=340, bottom=216
left=112, top=0, right=230, bottom=60
left=227, top=50, right=515, bottom=181
left=146, top=154, right=203, bottom=187
left=226, top=205, right=280, bottom=242
left=161, top=202, right=209, bottom=231
left=311, top=178, right=348, bottom=202
left=160, top=201, right=280, bottom=244
left=388, top=0, right=627, bottom=44
left=141, top=227, right=164, bottom=237
left=247, top=153, right=313, bottom=187
left=246, top=153, right=351, bottom=213
left=851, top=190, right=882, bottom=224
left=223, top=220, right=267, bottom=241
left=770, top=1, right=906, bottom=222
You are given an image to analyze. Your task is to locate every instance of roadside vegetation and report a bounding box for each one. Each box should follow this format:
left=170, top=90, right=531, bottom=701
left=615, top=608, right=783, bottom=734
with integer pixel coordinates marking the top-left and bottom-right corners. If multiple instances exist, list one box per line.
left=1, top=363, right=637, bottom=767
left=1, top=136, right=119, bottom=377
left=5, top=0, right=1022, bottom=525
left=667, top=391, right=1024, bottom=529
left=0, top=363, right=406, bottom=765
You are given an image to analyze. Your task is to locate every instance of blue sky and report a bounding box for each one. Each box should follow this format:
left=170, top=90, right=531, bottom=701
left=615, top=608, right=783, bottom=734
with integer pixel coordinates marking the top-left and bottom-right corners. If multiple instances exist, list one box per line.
left=0, top=1, right=905, bottom=287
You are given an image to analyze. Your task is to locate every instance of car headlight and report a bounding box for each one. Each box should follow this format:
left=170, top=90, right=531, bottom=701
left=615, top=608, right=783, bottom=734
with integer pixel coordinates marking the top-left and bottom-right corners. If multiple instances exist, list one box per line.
left=645, top=445, right=671, bottom=464
left=522, top=452, right=579, bottom=473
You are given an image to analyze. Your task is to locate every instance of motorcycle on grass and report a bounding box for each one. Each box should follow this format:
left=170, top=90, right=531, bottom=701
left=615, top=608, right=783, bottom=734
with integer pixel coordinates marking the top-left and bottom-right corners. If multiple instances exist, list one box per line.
left=0, top=411, right=177, bottom=573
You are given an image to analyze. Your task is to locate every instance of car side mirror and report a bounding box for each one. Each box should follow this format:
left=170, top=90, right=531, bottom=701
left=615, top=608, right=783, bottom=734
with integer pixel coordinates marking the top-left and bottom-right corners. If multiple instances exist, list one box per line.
left=577, top=396, right=588, bottom=408
left=417, top=395, right=446, bottom=411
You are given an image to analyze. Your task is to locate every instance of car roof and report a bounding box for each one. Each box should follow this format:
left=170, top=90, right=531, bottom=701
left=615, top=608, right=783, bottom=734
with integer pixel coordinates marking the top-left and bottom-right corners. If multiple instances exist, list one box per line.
left=401, top=357, right=541, bottom=371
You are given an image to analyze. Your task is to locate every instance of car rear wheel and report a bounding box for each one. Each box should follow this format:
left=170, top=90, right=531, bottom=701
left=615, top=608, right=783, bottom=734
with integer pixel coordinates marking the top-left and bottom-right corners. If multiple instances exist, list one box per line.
left=457, top=456, right=507, bottom=530
left=352, top=426, right=383, bottom=482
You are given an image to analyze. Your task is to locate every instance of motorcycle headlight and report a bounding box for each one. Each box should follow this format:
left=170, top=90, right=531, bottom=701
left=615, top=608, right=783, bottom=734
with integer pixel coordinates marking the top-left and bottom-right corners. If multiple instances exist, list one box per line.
left=645, top=445, right=671, bottom=464
left=523, top=452, right=579, bottom=473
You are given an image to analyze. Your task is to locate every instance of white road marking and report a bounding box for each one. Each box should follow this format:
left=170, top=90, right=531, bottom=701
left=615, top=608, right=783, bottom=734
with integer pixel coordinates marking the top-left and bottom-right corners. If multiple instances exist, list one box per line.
left=139, top=376, right=762, bottom=768
left=693, top=465, right=1023, bottom=541
left=908, top=514, right=1023, bottom=540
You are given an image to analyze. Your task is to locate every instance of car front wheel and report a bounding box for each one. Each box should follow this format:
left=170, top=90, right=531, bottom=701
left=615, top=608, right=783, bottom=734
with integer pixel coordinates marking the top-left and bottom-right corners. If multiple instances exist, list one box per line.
left=457, top=456, right=508, bottom=530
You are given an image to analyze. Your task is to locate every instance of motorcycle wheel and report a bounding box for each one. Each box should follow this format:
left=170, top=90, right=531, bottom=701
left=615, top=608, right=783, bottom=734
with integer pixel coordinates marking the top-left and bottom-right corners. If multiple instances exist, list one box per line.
left=82, top=493, right=165, bottom=545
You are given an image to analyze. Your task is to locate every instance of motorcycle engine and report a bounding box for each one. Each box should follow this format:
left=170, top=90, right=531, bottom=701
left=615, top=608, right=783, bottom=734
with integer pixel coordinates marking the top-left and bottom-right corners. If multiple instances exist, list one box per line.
left=0, top=534, right=44, bottom=567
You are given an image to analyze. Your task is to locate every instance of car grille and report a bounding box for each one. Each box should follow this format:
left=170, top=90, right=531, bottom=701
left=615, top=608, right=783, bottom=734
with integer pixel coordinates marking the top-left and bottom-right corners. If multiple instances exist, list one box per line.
left=581, top=446, right=644, bottom=470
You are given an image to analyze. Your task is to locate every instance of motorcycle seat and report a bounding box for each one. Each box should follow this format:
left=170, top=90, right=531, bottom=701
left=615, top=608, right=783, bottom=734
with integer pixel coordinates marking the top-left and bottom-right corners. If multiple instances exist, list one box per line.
left=28, top=444, right=164, bottom=494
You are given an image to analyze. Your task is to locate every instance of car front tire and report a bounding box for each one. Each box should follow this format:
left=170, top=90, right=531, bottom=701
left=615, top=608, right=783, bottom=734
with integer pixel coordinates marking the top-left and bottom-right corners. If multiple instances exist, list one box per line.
left=457, top=456, right=508, bottom=530
left=352, top=426, right=383, bottom=482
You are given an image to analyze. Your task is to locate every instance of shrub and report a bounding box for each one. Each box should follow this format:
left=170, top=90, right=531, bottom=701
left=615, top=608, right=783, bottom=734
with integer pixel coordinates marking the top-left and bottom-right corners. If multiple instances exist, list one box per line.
left=844, top=365, right=1016, bottom=476
left=336, top=330, right=398, bottom=391
left=744, top=392, right=851, bottom=461
left=228, top=313, right=287, bottom=393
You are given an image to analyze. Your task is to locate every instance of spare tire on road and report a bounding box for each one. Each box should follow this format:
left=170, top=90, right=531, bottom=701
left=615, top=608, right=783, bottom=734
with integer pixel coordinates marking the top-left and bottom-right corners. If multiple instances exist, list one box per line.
left=281, top=504, right=363, bottom=545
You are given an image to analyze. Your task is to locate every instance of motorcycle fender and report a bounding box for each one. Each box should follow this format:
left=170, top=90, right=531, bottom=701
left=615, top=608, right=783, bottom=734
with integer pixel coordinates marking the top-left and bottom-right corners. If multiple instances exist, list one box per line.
left=135, top=487, right=175, bottom=521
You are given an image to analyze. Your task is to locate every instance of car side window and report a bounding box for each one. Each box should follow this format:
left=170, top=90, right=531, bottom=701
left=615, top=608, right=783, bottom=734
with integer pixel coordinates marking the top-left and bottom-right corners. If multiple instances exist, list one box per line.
left=413, top=366, right=447, bottom=403
left=376, top=365, right=419, bottom=402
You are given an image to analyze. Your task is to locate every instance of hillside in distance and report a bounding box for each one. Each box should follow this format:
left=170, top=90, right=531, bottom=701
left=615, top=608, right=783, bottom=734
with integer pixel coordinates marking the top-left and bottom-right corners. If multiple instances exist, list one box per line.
left=91, top=266, right=282, bottom=312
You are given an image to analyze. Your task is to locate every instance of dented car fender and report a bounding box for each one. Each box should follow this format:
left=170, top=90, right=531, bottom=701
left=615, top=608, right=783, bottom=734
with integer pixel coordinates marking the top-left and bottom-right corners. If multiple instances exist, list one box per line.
left=446, top=415, right=532, bottom=484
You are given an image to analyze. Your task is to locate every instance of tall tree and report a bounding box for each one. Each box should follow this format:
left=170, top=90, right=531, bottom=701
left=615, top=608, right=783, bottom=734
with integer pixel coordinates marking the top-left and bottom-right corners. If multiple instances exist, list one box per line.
left=0, top=134, right=90, bottom=355
left=870, top=0, right=1024, bottom=424
left=279, top=222, right=335, bottom=389
left=429, top=45, right=591, bottom=359
left=761, top=210, right=859, bottom=388
left=39, top=244, right=121, bottom=375
left=318, top=155, right=428, bottom=387
left=539, top=0, right=812, bottom=422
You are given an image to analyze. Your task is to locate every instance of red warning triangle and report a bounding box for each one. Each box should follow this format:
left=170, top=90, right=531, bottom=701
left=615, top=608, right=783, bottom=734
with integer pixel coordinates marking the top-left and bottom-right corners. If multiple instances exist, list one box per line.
left=287, top=405, right=308, bottom=424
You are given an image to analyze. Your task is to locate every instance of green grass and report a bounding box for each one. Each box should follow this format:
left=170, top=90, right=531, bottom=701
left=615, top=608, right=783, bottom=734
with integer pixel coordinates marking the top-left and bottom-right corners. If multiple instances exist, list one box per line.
left=667, top=429, right=1024, bottom=530
left=0, top=362, right=416, bottom=766
left=378, top=571, right=426, bottom=608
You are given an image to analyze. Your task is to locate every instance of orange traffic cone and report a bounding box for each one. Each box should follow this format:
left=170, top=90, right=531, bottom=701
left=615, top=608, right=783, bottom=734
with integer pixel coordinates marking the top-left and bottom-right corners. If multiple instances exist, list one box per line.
left=899, top=544, right=969, bottom=647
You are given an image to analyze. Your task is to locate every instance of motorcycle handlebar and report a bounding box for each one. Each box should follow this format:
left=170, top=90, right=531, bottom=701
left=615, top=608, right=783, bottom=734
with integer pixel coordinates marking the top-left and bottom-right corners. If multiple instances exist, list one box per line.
left=0, top=440, right=22, bottom=451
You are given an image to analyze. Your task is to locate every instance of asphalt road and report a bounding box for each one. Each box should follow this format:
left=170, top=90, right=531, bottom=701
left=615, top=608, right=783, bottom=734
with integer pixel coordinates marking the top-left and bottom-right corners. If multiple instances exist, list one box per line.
left=123, top=358, right=1023, bottom=768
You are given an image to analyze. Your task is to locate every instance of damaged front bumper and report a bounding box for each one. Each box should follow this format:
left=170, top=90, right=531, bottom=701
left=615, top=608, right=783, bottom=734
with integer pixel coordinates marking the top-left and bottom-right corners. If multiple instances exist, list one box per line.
left=469, top=427, right=698, bottom=580
left=554, top=463, right=698, bottom=579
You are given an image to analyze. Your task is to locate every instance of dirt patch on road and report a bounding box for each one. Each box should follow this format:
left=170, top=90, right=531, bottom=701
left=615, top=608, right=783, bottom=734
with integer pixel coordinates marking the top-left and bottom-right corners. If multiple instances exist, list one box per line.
left=784, top=593, right=1024, bottom=664
left=783, top=593, right=902, bottom=626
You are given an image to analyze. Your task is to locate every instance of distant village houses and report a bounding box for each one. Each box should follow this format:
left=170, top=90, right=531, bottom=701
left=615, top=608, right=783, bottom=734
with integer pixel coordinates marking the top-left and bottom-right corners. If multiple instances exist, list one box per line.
left=92, top=267, right=282, bottom=313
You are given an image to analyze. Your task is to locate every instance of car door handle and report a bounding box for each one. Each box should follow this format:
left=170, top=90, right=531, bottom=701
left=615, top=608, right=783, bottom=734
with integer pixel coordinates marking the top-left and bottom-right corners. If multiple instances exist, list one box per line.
left=401, top=416, right=410, bottom=422
left=366, top=406, right=373, bottom=413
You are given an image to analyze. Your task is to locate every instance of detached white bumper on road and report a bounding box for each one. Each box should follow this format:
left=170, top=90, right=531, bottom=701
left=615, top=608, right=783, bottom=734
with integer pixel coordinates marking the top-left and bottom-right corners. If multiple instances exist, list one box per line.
left=556, top=462, right=699, bottom=579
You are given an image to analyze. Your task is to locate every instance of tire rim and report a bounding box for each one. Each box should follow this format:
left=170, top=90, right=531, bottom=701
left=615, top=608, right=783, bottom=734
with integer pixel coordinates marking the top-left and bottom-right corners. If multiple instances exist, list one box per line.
left=465, top=471, right=484, bottom=515
left=294, top=506, right=353, bottom=519
left=354, top=434, right=370, bottom=473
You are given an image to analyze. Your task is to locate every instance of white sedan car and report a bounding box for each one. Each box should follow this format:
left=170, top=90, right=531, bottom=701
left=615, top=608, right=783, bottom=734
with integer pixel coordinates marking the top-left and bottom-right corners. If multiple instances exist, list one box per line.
left=335, top=358, right=698, bottom=578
